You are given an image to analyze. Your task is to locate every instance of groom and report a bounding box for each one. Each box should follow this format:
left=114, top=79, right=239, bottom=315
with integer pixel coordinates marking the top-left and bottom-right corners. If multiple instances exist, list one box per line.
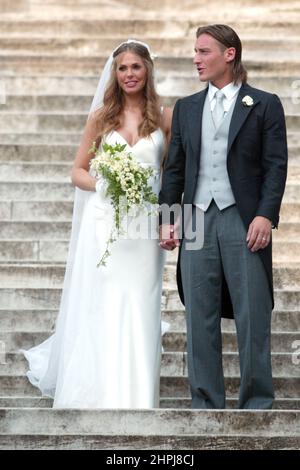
left=159, top=24, right=288, bottom=409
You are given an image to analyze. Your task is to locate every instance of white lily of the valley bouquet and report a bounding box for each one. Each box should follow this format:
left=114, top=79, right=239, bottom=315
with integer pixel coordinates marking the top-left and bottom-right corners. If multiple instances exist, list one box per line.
left=89, top=142, right=158, bottom=267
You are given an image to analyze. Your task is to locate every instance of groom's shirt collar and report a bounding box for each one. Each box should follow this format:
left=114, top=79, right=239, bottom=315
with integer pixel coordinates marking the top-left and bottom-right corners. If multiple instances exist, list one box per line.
left=208, top=81, right=242, bottom=112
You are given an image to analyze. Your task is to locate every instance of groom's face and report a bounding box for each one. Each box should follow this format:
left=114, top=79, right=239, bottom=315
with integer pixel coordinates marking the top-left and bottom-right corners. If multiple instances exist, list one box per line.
left=193, top=33, right=233, bottom=86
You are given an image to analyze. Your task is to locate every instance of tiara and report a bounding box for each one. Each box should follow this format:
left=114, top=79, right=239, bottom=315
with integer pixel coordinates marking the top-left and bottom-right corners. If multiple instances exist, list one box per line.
left=113, top=39, right=157, bottom=60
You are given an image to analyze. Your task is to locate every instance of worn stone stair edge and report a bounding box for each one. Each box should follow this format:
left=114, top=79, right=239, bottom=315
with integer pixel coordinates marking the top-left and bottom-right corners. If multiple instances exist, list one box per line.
left=1, top=111, right=300, bottom=117
left=2, top=375, right=298, bottom=399
left=0, top=434, right=299, bottom=450
left=0, top=408, right=299, bottom=436
left=2, top=396, right=300, bottom=408
left=0, top=408, right=300, bottom=437
left=1, top=53, right=300, bottom=63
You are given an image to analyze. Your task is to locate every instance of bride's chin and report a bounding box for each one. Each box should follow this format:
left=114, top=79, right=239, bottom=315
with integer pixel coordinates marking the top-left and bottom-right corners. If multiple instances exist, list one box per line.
left=123, top=86, right=143, bottom=95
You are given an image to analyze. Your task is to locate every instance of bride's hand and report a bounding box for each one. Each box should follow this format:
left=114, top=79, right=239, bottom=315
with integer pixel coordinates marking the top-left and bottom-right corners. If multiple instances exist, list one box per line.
left=159, top=224, right=180, bottom=251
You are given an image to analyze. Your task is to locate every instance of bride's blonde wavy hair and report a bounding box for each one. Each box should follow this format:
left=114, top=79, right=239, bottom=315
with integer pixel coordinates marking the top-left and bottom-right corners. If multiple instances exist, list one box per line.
left=93, top=42, right=162, bottom=141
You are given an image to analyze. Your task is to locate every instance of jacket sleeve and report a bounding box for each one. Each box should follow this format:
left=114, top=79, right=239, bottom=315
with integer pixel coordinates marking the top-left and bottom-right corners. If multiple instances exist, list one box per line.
left=159, top=99, right=186, bottom=224
left=255, top=94, right=288, bottom=228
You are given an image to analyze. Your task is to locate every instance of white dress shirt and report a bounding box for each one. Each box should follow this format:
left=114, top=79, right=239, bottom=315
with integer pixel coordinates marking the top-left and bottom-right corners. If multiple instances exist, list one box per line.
left=208, top=81, right=242, bottom=114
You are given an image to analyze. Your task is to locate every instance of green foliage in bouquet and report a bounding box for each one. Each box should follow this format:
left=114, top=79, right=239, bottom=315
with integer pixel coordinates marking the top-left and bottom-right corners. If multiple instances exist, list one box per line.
left=89, top=141, right=159, bottom=267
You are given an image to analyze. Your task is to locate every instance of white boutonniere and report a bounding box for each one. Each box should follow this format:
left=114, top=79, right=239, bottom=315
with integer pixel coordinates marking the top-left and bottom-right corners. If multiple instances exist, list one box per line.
left=242, top=95, right=254, bottom=107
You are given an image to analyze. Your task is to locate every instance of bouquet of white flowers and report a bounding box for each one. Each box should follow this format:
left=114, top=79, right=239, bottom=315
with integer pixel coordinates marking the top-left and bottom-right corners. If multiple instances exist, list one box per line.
left=89, top=141, right=158, bottom=267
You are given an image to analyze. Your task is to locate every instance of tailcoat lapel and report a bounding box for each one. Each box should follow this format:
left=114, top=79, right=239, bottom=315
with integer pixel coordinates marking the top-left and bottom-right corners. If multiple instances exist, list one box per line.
left=188, top=88, right=208, bottom=157
left=227, top=84, right=260, bottom=154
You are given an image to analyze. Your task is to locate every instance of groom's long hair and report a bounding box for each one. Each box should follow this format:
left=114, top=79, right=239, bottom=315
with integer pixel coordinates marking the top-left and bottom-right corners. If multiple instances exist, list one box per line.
left=196, top=24, right=248, bottom=84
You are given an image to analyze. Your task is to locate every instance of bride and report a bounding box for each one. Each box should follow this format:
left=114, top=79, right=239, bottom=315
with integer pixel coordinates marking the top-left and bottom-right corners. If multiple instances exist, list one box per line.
left=22, top=40, right=173, bottom=409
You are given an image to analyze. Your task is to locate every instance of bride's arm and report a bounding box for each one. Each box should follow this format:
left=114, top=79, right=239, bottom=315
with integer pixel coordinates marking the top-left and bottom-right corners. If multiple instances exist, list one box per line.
left=71, top=114, right=101, bottom=191
left=162, top=107, right=173, bottom=144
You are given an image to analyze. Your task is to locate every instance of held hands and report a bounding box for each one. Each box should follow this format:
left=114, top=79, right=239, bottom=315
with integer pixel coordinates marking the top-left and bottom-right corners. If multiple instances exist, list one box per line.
left=246, top=216, right=272, bottom=252
left=159, top=224, right=180, bottom=251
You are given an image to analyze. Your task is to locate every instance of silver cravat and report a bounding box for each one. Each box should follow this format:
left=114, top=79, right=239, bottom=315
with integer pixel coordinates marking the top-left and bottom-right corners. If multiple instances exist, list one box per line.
left=212, top=90, right=225, bottom=127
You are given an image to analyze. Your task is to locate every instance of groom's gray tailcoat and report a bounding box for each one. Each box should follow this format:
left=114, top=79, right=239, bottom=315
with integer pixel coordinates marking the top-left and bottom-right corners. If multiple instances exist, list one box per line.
left=159, top=84, right=288, bottom=319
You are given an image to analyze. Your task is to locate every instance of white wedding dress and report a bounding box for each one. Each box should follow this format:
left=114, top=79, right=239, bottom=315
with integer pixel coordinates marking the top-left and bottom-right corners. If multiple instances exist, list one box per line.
left=22, top=128, right=166, bottom=409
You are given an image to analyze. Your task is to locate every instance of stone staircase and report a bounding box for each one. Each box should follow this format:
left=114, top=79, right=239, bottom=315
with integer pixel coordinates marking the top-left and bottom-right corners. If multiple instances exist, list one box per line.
left=0, top=0, right=299, bottom=449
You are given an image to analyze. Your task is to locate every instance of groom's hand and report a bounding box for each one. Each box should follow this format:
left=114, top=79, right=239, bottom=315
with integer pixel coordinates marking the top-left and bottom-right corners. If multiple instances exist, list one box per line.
left=159, top=224, right=180, bottom=251
left=246, top=216, right=272, bottom=252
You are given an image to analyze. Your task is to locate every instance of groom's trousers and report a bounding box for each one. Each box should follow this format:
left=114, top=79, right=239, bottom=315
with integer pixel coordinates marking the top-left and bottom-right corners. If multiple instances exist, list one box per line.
left=180, top=201, right=274, bottom=409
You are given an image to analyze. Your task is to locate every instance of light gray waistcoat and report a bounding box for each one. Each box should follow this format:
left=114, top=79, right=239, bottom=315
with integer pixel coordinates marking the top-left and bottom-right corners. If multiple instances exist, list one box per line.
left=193, top=93, right=236, bottom=211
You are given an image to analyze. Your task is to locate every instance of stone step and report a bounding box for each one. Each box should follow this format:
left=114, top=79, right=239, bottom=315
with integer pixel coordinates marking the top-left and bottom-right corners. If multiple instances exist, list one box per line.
left=0, top=179, right=298, bottom=201
left=3, top=111, right=300, bottom=134
left=0, top=144, right=77, bottom=162
left=159, top=397, right=300, bottom=410
left=1, top=220, right=299, bottom=242
left=280, top=204, right=300, bottom=223
left=1, top=329, right=298, bottom=354
left=279, top=185, right=300, bottom=204
left=2, top=0, right=300, bottom=20
left=157, top=76, right=300, bottom=98
left=0, top=308, right=299, bottom=334
left=0, top=199, right=294, bottom=223
left=0, top=20, right=192, bottom=39
left=0, top=201, right=74, bottom=221
left=0, top=408, right=299, bottom=450
left=0, top=288, right=300, bottom=310
left=0, top=240, right=61, bottom=262
left=165, top=265, right=300, bottom=290
left=163, top=287, right=300, bottom=311
left=0, top=201, right=299, bottom=226
left=0, top=183, right=74, bottom=201
left=1, top=263, right=300, bottom=290
left=286, top=166, right=300, bottom=182
left=0, top=132, right=81, bottom=145
left=0, top=396, right=52, bottom=408
left=1, top=93, right=299, bottom=115
left=0, top=222, right=72, bottom=240
left=0, top=204, right=299, bottom=236
left=0, top=162, right=72, bottom=182
left=160, top=376, right=300, bottom=400
left=1, top=375, right=299, bottom=399
left=0, top=142, right=299, bottom=165
left=0, top=18, right=299, bottom=38
left=0, top=309, right=58, bottom=332
left=0, top=159, right=299, bottom=183
left=163, top=332, right=300, bottom=354
left=272, top=223, right=300, bottom=241
left=0, top=432, right=299, bottom=450
left=2, top=54, right=300, bottom=76
left=1, top=395, right=299, bottom=410
left=0, top=113, right=86, bottom=134
left=1, top=351, right=298, bottom=377
left=1, top=36, right=300, bottom=58
left=1, top=130, right=299, bottom=146
left=0, top=238, right=299, bottom=264
left=0, top=74, right=299, bottom=95
left=0, top=307, right=298, bottom=334
left=4, top=407, right=298, bottom=437
left=276, top=240, right=300, bottom=262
